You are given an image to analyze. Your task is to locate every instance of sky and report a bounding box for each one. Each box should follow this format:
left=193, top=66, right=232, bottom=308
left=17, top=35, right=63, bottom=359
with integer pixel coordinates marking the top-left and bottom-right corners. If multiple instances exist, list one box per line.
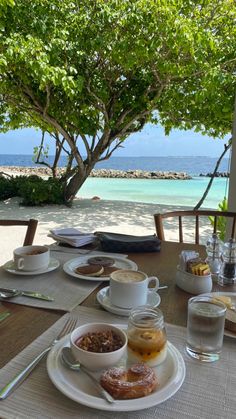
left=0, top=124, right=231, bottom=157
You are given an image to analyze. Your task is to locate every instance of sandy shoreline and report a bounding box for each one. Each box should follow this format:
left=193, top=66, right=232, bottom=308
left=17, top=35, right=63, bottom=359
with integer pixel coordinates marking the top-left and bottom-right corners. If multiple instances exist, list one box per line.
left=0, top=166, right=213, bottom=265
left=0, top=195, right=212, bottom=266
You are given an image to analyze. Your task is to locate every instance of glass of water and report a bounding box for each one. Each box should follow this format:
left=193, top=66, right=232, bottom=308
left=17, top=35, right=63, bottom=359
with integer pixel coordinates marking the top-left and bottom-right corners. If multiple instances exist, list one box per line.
left=186, top=296, right=226, bottom=362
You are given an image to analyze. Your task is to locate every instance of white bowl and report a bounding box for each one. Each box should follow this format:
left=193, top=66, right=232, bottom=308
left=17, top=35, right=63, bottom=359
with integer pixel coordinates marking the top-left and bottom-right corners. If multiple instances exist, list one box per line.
left=70, top=323, right=127, bottom=371
left=176, top=266, right=212, bottom=295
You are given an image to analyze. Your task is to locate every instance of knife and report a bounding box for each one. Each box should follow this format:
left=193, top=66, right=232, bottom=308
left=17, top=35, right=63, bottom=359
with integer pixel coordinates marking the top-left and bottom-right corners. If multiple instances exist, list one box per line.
left=18, top=290, right=54, bottom=301
left=0, top=287, right=54, bottom=301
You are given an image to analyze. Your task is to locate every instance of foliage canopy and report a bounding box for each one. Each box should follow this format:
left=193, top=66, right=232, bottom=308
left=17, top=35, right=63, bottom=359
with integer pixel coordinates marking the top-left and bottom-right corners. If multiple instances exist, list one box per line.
left=0, top=0, right=236, bottom=201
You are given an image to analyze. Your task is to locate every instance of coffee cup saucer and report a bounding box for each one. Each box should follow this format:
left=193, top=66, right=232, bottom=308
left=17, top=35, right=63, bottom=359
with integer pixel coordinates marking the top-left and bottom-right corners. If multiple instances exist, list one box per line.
left=3, top=257, right=60, bottom=276
left=96, top=286, right=161, bottom=317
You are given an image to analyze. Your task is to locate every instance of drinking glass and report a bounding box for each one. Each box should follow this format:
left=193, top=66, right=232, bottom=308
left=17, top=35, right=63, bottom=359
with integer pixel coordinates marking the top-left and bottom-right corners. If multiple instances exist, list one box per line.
left=186, top=296, right=226, bottom=362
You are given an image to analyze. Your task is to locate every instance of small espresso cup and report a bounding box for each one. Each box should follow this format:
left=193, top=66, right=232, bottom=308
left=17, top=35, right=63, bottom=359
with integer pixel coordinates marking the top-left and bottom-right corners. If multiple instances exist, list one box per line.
left=13, top=245, right=50, bottom=272
left=109, top=269, right=159, bottom=309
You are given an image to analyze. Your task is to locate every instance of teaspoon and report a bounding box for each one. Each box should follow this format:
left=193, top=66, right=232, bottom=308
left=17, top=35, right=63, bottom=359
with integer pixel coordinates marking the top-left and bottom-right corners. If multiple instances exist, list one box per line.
left=0, top=288, right=54, bottom=301
left=0, top=290, right=21, bottom=299
left=61, top=347, right=114, bottom=404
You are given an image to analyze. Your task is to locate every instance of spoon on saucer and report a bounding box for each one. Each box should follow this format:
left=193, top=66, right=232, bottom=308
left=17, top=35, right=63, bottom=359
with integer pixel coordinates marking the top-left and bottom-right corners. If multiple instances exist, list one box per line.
left=61, top=347, right=114, bottom=404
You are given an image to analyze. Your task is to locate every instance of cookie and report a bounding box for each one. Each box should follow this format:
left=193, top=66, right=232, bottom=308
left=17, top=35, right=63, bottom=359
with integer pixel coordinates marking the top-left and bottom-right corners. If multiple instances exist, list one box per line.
left=75, top=264, right=104, bottom=277
left=87, top=256, right=115, bottom=267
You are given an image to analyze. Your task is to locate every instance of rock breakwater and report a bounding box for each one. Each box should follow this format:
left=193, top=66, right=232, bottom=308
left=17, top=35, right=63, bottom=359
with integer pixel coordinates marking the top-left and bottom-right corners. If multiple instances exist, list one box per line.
left=0, top=166, right=192, bottom=180
left=90, top=169, right=191, bottom=179
left=199, top=172, right=229, bottom=178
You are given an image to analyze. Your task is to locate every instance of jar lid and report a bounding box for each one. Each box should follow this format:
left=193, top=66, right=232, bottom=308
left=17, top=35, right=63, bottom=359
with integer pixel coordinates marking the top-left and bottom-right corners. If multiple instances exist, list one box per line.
left=129, top=305, right=164, bottom=328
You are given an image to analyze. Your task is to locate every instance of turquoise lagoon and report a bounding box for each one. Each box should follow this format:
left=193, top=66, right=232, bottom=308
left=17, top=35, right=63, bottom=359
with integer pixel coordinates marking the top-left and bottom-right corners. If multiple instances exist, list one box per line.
left=78, top=176, right=228, bottom=209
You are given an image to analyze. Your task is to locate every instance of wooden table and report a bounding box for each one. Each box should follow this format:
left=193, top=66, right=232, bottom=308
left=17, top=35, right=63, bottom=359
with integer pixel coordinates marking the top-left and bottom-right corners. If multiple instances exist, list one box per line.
left=0, top=241, right=235, bottom=369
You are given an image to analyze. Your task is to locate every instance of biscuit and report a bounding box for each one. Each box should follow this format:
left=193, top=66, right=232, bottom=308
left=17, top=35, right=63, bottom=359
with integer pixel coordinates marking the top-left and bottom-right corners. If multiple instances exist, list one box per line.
left=88, top=256, right=115, bottom=267
left=75, top=264, right=104, bottom=276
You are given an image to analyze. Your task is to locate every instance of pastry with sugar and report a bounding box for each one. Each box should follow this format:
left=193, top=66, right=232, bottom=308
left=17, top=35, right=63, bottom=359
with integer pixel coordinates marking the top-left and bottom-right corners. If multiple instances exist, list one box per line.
left=100, top=363, right=158, bottom=399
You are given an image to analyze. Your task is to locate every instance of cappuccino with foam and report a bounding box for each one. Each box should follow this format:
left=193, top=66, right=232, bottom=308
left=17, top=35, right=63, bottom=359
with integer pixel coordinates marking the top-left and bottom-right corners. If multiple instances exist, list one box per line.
left=110, top=270, right=159, bottom=309
left=112, top=271, right=145, bottom=283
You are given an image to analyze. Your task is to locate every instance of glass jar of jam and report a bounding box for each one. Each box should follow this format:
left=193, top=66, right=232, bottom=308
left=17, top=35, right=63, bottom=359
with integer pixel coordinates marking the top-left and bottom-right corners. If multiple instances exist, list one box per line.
left=127, top=305, right=167, bottom=367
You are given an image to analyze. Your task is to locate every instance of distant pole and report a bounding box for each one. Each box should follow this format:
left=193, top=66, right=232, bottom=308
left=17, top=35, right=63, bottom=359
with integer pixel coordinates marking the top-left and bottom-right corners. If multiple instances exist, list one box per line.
left=227, top=92, right=236, bottom=239
left=227, top=92, right=236, bottom=213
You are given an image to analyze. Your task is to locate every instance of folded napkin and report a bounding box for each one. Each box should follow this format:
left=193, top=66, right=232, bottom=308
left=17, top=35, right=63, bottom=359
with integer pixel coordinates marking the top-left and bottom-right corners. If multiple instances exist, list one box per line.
left=48, top=228, right=96, bottom=248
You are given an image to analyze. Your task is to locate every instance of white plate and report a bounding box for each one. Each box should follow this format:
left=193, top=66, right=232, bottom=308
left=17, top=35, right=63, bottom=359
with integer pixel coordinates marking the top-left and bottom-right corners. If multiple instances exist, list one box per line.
left=97, top=286, right=161, bottom=316
left=47, top=336, right=185, bottom=412
left=201, top=292, right=236, bottom=339
left=3, top=257, right=60, bottom=276
left=63, top=254, right=138, bottom=282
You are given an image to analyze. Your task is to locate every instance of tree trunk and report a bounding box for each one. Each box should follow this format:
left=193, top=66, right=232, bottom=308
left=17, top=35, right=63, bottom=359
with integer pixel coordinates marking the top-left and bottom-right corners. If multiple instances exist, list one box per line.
left=64, top=170, right=88, bottom=203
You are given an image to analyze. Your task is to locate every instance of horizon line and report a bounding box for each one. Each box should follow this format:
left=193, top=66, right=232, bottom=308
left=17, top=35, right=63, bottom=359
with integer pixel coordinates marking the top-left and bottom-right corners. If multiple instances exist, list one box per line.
left=0, top=153, right=229, bottom=159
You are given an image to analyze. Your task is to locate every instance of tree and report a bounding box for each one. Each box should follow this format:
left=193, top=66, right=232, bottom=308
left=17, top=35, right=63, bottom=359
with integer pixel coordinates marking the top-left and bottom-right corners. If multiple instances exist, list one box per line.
left=0, top=0, right=235, bottom=203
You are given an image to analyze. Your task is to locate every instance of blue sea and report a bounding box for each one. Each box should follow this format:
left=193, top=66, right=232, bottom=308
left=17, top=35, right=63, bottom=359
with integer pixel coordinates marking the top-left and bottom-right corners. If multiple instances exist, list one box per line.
left=0, top=154, right=230, bottom=208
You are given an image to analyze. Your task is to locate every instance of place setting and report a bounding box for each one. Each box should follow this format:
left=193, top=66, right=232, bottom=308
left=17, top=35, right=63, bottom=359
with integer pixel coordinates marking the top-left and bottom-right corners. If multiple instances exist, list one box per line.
left=0, top=245, right=58, bottom=303
left=45, top=305, right=186, bottom=412
left=0, top=245, right=104, bottom=311
left=3, top=245, right=60, bottom=276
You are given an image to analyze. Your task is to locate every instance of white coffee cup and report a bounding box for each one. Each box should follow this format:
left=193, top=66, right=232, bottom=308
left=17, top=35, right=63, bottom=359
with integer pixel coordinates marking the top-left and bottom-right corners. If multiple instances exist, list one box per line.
left=109, top=269, right=159, bottom=309
left=13, top=245, right=50, bottom=272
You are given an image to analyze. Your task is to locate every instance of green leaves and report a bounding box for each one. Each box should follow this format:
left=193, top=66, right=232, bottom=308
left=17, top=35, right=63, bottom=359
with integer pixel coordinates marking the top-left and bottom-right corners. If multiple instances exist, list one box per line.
left=0, top=0, right=14, bottom=9
left=1, top=1, right=235, bottom=135
left=0, top=0, right=235, bottom=201
left=209, top=198, right=228, bottom=240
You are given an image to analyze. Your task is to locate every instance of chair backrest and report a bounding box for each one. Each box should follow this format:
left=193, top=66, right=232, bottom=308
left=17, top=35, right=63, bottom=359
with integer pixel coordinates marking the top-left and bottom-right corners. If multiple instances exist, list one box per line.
left=154, top=210, right=236, bottom=244
left=0, top=219, right=38, bottom=246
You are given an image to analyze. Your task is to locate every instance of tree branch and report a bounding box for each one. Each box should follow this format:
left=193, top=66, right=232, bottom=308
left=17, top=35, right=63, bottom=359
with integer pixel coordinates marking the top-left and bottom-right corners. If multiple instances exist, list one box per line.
left=43, top=85, right=50, bottom=116
left=194, top=139, right=232, bottom=210
left=20, top=86, right=85, bottom=168
left=98, top=140, right=124, bottom=161
left=111, top=83, right=166, bottom=141
left=86, top=80, right=109, bottom=124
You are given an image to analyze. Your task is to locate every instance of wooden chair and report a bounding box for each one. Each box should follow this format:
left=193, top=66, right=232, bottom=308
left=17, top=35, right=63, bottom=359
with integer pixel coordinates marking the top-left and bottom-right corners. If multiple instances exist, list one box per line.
left=154, top=210, right=236, bottom=244
left=0, top=219, right=38, bottom=246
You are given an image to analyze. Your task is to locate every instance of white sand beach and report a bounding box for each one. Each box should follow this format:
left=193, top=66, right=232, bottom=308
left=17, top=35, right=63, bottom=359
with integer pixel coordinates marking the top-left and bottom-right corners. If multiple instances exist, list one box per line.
left=0, top=196, right=213, bottom=266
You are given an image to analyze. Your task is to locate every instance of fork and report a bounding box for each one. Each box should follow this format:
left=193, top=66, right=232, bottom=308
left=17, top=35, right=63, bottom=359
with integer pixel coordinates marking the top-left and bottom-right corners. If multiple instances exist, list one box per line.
left=0, top=316, right=77, bottom=400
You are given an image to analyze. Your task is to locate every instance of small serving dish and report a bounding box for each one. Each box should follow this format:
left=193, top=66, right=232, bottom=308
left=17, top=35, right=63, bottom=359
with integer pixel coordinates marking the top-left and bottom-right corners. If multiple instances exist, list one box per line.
left=70, top=323, right=127, bottom=371
left=176, top=266, right=212, bottom=294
